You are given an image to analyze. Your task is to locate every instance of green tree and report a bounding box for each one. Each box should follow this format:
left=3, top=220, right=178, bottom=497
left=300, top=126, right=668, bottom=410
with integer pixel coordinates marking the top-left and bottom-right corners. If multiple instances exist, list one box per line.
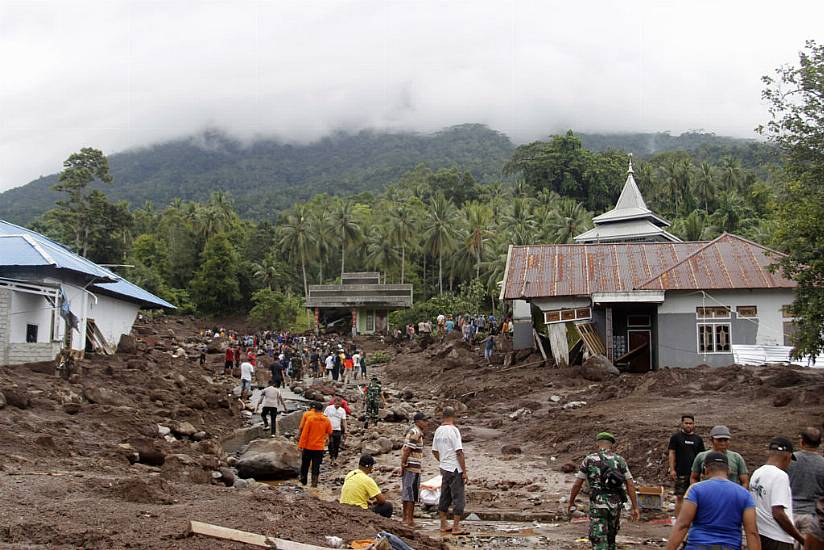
left=249, top=288, right=302, bottom=329
left=365, top=224, right=401, bottom=278
left=333, top=199, right=362, bottom=277
left=51, top=147, right=114, bottom=257
left=279, top=204, right=314, bottom=297
left=191, top=232, right=241, bottom=314
left=463, top=202, right=493, bottom=279
left=760, top=40, right=824, bottom=357
left=389, top=203, right=417, bottom=284
left=424, top=193, right=458, bottom=294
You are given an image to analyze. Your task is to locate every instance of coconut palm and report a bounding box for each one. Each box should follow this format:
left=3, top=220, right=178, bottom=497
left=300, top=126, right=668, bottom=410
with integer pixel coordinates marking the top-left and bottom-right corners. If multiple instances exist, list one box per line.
left=278, top=204, right=314, bottom=297
left=389, top=203, right=417, bottom=284
left=365, top=224, right=401, bottom=278
left=333, top=199, right=362, bottom=278
left=462, top=202, right=493, bottom=279
left=694, top=161, right=715, bottom=213
left=547, top=199, right=592, bottom=243
left=423, top=193, right=458, bottom=294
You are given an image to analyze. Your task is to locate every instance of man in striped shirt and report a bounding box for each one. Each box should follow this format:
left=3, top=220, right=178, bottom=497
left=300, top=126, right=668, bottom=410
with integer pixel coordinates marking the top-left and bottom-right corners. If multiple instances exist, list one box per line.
left=401, top=412, right=428, bottom=527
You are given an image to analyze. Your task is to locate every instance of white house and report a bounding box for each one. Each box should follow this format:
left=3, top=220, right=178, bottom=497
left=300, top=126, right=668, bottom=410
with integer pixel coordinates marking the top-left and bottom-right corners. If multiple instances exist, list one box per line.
left=0, top=220, right=174, bottom=366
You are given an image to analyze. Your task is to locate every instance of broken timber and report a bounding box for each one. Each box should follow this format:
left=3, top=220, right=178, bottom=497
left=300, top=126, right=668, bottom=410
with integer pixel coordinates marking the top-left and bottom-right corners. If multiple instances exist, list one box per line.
left=189, top=520, right=335, bottom=550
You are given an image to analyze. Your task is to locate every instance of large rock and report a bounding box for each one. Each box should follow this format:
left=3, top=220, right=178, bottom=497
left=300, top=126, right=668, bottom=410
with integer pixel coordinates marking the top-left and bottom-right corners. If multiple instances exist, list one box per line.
left=206, top=337, right=228, bottom=354
left=579, top=355, right=620, bottom=382
left=235, top=437, right=301, bottom=480
left=161, top=453, right=211, bottom=484
left=117, top=334, right=137, bottom=354
left=130, top=438, right=166, bottom=466
left=2, top=388, right=31, bottom=409
left=362, top=436, right=393, bottom=456
left=277, top=410, right=304, bottom=436
left=170, top=421, right=198, bottom=437
left=83, top=385, right=127, bottom=406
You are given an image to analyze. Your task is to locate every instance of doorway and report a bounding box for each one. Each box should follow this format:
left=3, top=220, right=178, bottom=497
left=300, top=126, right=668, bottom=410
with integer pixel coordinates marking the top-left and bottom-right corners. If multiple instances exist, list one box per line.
left=626, top=329, right=652, bottom=372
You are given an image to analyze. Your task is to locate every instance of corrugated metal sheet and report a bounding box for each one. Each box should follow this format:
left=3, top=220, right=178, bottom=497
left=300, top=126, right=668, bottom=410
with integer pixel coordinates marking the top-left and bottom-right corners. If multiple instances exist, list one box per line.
left=638, top=234, right=794, bottom=290
left=502, top=233, right=793, bottom=299
left=1, top=219, right=174, bottom=309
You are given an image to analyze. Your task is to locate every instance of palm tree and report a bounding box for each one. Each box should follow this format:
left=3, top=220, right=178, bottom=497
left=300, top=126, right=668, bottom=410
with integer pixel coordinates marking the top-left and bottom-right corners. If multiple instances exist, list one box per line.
left=365, top=225, right=401, bottom=277
left=424, top=193, right=458, bottom=294
left=502, top=197, right=538, bottom=245
left=672, top=210, right=706, bottom=241
left=308, top=209, right=335, bottom=284
left=279, top=204, right=314, bottom=297
left=463, top=202, right=493, bottom=279
left=719, top=156, right=742, bottom=192
left=333, top=199, right=362, bottom=278
left=389, top=203, right=417, bottom=284
left=547, top=199, right=592, bottom=243
left=252, top=254, right=283, bottom=290
left=694, top=162, right=715, bottom=213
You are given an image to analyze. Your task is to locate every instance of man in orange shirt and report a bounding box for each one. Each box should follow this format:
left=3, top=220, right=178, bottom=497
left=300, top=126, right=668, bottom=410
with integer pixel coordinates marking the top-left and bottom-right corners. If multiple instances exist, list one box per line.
left=298, top=403, right=332, bottom=487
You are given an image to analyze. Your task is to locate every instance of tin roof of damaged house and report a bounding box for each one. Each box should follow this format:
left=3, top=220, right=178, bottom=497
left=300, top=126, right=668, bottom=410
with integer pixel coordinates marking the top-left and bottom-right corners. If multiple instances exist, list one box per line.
left=501, top=233, right=794, bottom=300
left=0, top=220, right=174, bottom=309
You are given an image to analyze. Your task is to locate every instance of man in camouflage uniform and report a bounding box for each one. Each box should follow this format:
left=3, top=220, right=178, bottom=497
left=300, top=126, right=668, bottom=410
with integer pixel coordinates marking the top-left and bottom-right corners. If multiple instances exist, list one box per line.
left=567, top=432, right=641, bottom=550
left=363, top=376, right=384, bottom=428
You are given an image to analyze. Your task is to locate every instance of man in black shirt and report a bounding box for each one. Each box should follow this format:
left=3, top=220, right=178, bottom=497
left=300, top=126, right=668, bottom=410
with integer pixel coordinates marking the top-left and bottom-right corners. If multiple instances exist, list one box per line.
left=668, top=414, right=705, bottom=517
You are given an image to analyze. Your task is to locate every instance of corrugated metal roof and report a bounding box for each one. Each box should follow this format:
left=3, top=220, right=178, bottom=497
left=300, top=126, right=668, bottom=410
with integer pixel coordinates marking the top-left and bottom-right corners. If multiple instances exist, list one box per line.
left=574, top=219, right=682, bottom=243
left=0, top=219, right=174, bottom=309
left=637, top=233, right=794, bottom=290
left=501, top=233, right=793, bottom=300
left=92, top=278, right=176, bottom=309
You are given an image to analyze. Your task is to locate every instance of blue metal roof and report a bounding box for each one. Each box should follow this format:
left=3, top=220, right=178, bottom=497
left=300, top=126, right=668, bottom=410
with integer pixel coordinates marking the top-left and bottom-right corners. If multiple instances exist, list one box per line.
left=92, top=277, right=176, bottom=309
left=0, top=220, right=174, bottom=309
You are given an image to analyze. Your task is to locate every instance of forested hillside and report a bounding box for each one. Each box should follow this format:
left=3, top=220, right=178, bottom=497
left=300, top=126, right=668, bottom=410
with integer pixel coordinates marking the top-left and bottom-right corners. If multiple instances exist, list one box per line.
left=0, top=124, right=774, bottom=225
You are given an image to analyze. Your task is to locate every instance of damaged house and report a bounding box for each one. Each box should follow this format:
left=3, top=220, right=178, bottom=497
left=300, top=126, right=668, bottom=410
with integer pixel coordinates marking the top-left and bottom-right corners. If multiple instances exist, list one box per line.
left=500, top=160, right=798, bottom=370
left=0, top=220, right=174, bottom=366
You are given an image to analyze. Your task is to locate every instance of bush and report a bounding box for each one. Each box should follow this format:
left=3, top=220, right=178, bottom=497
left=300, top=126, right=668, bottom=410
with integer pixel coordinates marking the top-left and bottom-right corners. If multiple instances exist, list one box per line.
left=389, top=279, right=487, bottom=328
left=249, top=289, right=303, bottom=330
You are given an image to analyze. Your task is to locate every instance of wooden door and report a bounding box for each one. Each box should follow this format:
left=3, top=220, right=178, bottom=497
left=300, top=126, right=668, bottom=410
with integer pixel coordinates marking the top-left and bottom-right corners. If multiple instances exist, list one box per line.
left=626, top=330, right=651, bottom=372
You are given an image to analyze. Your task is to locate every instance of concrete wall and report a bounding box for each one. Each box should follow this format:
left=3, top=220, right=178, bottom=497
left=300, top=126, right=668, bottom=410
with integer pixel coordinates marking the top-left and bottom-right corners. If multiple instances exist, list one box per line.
left=4, top=342, right=62, bottom=365
left=9, top=291, right=53, bottom=343
left=0, top=288, right=9, bottom=364
left=88, top=293, right=140, bottom=346
left=1, top=288, right=62, bottom=366
left=657, top=289, right=794, bottom=368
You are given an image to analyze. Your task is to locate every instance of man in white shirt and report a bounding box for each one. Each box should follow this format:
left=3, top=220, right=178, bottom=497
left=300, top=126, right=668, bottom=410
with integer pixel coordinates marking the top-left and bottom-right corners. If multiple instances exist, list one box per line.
left=432, top=406, right=468, bottom=535
left=324, top=397, right=347, bottom=466
left=324, top=353, right=335, bottom=379
left=352, top=351, right=362, bottom=381
left=256, top=381, right=286, bottom=437
left=750, top=437, right=805, bottom=549
left=239, top=360, right=255, bottom=400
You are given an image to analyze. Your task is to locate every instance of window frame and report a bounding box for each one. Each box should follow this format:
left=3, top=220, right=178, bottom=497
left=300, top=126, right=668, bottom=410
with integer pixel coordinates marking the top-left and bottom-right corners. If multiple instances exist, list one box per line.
left=696, top=322, right=732, bottom=354
left=696, top=306, right=731, bottom=320
left=735, top=306, right=758, bottom=319
left=544, top=307, right=592, bottom=325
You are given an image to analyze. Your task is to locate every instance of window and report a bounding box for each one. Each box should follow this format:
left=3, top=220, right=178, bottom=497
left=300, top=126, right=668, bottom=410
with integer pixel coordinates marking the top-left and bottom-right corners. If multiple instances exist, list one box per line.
left=698, top=323, right=731, bottom=353
left=736, top=306, right=757, bottom=318
left=545, top=307, right=591, bottom=325
left=627, top=314, right=651, bottom=327
left=696, top=306, right=730, bottom=319
left=366, top=310, right=375, bottom=332
left=26, top=324, right=38, bottom=343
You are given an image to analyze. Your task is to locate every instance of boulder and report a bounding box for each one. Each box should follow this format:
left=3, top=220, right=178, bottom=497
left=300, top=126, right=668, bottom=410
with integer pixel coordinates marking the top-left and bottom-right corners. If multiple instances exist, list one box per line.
left=161, top=453, right=211, bottom=484
left=170, top=421, right=198, bottom=437
left=235, top=437, right=301, bottom=480
left=579, top=355, right=620, bottom=382
left=362, top=436, right=393, bottom=456
left=501, top=444, right=522, bottom=455
left=219, top=467, right=236, bottom=487
left=63, top=403, right=82, bottom=415
left=2, top=388, right=31, bottom=409
left=131, top=438, right=166, bottom=466
left=82, top=386, right=126, bottom=406
left=116, top=334, right=137, bottom=354
left=277, top=410, right=304, bottom=436
left=206, top=337, right=228, bottom=354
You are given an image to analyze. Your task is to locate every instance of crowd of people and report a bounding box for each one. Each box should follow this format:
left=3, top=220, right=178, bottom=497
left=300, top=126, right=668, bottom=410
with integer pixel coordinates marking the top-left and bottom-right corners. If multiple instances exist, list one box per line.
left=565, top=415, right=824, bottom=550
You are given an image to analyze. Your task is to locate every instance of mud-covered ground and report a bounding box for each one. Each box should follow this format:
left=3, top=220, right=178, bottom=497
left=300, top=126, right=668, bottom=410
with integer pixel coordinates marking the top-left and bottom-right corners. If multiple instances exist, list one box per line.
left=2, top=317, right=823, bottom=549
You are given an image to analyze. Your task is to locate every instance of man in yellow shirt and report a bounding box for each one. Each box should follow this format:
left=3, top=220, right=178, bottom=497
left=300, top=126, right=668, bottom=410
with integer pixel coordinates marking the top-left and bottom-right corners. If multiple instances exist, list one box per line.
left=340, top=454, right=393, bottom=518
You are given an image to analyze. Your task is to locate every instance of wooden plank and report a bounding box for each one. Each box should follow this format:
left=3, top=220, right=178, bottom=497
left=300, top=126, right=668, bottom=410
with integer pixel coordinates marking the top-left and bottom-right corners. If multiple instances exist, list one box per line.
left=533, top=329, right=547, bottom=362
left=614, top=341, right=649, bottom=364
left=500, top=358, right=546, bottom=372
left=547, top=323, right=568, bottom=368
left=189, top=521, right=335, bottom=550
left=575, top=322, right=606, bottom=356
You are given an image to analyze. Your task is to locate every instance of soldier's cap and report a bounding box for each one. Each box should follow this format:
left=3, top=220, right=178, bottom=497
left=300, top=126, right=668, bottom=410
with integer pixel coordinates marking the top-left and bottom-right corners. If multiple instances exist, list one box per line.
left=769, top=437, right=797, bottom=459
left=596, top=432, right=616, bottom=444
left=710, top=425, right=731, bottom=439
left=704, top=451, right=728, bottom=466
left=413, top=412, right=428, bottom=421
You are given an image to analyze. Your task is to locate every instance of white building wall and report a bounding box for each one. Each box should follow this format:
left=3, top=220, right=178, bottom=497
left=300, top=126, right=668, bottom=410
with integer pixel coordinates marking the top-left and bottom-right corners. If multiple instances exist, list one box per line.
left=657, top=289, right=795, bottom=346
left=87, top=293, right=139, bottom=346
left=9, top=291, right=53, bottom=343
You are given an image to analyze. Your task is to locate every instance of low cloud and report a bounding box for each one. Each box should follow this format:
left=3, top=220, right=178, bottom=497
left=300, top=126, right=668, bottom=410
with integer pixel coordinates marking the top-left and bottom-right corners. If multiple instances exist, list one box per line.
left=0, top=0, right=821, bottom=191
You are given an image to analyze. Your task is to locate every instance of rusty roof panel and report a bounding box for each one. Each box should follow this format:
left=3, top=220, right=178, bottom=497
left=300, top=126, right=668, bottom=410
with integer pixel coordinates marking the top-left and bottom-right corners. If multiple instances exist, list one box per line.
left=502, top=234, right=794, bottom=299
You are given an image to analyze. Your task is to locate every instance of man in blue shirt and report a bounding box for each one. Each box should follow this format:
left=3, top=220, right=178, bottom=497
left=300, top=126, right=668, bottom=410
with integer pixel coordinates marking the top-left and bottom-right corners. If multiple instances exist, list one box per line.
left=666, top=451, right=761, bottom=550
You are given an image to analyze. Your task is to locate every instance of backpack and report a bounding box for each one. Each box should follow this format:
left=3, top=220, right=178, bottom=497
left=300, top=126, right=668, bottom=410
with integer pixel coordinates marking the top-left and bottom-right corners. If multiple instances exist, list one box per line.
left=597, top=451, right=627, bottom=498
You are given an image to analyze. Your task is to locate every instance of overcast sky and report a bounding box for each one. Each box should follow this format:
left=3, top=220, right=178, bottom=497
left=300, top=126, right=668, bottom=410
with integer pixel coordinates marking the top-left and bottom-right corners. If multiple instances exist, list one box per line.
left=1, top=0, right=822, bottom=192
